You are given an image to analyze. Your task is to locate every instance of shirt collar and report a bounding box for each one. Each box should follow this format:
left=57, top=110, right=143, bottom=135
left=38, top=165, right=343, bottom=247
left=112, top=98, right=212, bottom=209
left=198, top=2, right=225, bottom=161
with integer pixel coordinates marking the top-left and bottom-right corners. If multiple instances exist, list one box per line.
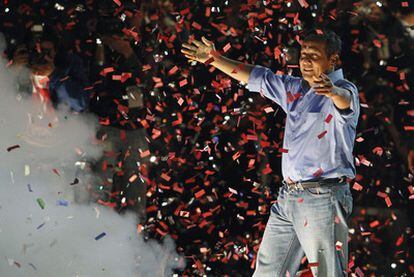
left=327, top=68, right=344, bottom=84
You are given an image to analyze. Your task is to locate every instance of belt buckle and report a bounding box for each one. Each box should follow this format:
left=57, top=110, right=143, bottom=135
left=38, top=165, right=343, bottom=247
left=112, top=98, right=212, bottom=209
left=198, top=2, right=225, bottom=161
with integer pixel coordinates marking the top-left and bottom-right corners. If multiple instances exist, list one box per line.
left=285, top=180, right=304, bottom=193
left=295, top=181, right=304, bottom=191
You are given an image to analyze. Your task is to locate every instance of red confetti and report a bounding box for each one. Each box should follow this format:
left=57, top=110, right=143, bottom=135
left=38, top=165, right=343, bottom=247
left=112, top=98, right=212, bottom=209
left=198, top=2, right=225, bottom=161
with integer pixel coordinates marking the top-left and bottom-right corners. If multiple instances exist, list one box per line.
left=129, top=174, right=138, bottom=183
left=335, top=241, right=343, bottom=251
left=386, top=66, right=398, bottom=72
left=312, top=168, right=324, bottom=177
left=222, top=43, right=231, bottom=53
left=161, top=173, right=171, bottom=182
left=369, top=220, right=380, bottom=228
left=204, top=57, right=215, bottom=65
left=385, top=196, right=392, bottom=207
left=140, top=150, right=150, bottom=158
left=168, top=66, right=179, bottom=76
left=325, top=114, right=333, bottom=123
left=195, top=189, right=206, bottom=199
left=52, top=169, right=61, bottom=176
left=192, top=21, right=202, bottom=30
left=113, top=0, right=122, bottom=6
left=232, top=151, right=241, bottom=160
left=297, top=0, right=309, bottom=8
left=396, top=234, right=404, bottom=246
left=179, top=79, right=188, bottom=87
left=279, top=148, right=289, bottom=153
left=352, top=182, right=363, bottom=191
left=317, top=130, right=327, bottom=139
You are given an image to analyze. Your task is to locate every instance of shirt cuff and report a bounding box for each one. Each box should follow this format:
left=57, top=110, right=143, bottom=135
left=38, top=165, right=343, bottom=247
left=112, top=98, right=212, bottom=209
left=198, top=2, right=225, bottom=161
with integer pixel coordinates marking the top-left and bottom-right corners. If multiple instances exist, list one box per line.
left=332, top=84, right=358, bottom=121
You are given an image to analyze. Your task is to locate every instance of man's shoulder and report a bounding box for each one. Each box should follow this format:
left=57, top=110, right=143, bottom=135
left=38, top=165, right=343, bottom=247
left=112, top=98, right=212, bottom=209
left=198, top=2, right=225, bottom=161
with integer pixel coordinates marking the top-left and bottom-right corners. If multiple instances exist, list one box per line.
left=335, top=78, right=358, bottom=93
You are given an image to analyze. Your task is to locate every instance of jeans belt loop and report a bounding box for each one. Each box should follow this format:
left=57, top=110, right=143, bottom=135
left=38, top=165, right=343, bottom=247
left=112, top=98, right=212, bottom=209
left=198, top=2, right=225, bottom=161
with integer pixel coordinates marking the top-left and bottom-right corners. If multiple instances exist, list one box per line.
left=297, top=181, right=304, bottom=191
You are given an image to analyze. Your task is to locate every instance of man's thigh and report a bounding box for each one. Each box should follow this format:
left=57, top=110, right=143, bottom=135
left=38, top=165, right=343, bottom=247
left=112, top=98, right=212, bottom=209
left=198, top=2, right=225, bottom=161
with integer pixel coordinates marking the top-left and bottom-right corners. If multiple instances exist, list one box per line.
left=293, top=184, right=352, bottom=277
left=254, top=190, right=304, bottom=277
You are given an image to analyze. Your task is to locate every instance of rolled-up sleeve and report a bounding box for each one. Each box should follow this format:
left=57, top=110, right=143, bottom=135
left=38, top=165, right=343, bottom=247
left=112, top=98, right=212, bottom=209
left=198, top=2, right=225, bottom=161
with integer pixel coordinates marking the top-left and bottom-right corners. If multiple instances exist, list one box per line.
left=331, top=80, right=360, bottom=125
left=247, top=65, right=293, bottom=112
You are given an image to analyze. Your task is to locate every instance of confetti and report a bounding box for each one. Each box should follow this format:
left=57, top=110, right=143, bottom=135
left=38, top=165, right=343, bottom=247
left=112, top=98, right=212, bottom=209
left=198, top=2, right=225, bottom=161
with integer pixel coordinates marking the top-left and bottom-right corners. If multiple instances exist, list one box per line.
left=223, top=43, right=231, bottom=53
left=179, top=79, right=188, bottom=87
left=317, top=130, right=327, bottom=139
left=312, top=168, right=324, bottom=178
left=279, top=148, right=289, bottom=153
left=6, top=145, right=20, bottom=152
left=36, top=198, right=45, bottom=209
left=325, top=114, right=333, bottom=123
left=94, top=232, right=106, bottom=241
left=335, top=241, right=343, bottom=251
left=57, top=199, right=69, bottom=206
left=24, top=165, right=30, bottom=176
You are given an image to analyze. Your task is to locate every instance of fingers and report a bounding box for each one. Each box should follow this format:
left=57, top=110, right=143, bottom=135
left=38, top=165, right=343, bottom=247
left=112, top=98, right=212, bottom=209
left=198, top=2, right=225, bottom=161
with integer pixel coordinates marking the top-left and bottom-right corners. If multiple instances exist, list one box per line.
left=320, top=73, right=332, bottom=82
left=314, top=91, right=332, bottom=97
left=313, top=74, right=332, bottom=88
left=191, top=39, right=203, bottom=47
left=202, top=36, right=212, bottom=46
left=312, top=82, right=332, bottom=90
left=182, top=52, right=197, bottom=61
left=182, top=43, right=197, bottom=51
left=181, top=49, right=195, bottom=56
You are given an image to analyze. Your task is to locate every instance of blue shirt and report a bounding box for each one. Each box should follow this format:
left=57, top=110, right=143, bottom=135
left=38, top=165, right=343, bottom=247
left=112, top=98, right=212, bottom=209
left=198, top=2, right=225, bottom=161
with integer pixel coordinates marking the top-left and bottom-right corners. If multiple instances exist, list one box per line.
left=247, top=65, right=360, bottom=182
left=49, top=54, right=90, bottom=112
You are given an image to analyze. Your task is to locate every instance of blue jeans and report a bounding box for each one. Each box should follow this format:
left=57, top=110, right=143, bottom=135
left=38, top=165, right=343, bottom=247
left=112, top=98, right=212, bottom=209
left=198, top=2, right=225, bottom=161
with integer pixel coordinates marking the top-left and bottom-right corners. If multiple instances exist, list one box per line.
left=253, top=183, right=353, bottom=277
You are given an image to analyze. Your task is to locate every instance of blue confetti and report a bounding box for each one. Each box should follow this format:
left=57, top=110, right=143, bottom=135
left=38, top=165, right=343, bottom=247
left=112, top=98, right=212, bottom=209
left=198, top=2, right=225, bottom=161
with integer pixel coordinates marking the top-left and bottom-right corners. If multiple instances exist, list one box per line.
left=36, top=222, right=45, bottom=230
left=94, top=232, right=106, bottom=240
left=57, top=199, right=69, bottom=206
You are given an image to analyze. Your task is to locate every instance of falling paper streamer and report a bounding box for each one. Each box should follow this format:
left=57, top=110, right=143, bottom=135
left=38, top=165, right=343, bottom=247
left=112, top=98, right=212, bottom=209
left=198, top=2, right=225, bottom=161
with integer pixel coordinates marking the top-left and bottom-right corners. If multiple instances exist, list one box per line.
left=36, top=198, right=45, bottom=210
left=24, top=165, right=30, bottom=176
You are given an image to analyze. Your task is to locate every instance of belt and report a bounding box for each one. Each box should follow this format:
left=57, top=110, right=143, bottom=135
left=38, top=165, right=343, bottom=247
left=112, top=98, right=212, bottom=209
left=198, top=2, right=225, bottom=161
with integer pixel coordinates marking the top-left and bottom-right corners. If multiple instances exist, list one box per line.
left=282, top=176, right=347, bottom=192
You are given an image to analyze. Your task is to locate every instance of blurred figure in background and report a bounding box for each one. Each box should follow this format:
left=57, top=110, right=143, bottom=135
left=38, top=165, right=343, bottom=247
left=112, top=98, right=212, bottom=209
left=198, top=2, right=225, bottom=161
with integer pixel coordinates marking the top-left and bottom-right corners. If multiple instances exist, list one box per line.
left=88, top=0, right=149, bottom=222
left=7, top=23, right=89, bottom=113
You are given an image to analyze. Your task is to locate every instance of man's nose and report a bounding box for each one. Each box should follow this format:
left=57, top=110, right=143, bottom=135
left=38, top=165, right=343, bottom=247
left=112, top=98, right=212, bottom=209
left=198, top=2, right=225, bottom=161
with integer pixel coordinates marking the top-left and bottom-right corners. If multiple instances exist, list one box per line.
left=302, top=58, right=312, bottom=66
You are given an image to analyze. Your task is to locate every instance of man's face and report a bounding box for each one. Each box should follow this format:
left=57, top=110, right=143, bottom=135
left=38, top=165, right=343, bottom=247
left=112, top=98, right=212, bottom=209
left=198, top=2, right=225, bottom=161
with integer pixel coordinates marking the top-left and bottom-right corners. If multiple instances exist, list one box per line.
left=299, top=40, right=334, bottom=85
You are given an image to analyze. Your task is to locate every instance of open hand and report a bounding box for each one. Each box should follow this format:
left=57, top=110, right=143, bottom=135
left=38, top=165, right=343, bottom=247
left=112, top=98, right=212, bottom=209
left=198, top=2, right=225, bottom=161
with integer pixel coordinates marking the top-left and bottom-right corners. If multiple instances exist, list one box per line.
left=181, top=36, right=216, bottom=64
left=313, top=73, right=336, bottom=98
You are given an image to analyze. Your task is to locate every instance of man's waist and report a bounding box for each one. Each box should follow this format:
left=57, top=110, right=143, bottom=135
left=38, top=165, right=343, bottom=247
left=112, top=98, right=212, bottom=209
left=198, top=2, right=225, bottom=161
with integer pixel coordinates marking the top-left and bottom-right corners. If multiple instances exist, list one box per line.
left=283, top=176, right=349, bottom=190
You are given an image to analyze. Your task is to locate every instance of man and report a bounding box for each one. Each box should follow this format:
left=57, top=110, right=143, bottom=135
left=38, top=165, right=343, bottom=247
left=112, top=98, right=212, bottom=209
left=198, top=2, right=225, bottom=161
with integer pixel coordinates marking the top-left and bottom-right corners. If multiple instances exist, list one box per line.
left=10, top=25, right=89, bottom=113
left=89, top=31, right=148, bottom=223
left=181, top=29, right=359, bottom=276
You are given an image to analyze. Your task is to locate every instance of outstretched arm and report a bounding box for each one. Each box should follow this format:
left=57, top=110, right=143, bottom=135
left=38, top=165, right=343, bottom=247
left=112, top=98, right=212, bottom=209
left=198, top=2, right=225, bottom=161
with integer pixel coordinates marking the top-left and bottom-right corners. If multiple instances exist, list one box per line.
left=181, top=36, right=254, bottom=83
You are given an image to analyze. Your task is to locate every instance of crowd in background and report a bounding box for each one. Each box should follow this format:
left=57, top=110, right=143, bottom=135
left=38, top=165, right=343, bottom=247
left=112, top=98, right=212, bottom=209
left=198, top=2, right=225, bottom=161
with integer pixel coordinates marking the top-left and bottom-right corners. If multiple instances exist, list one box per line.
left=1, top=0, right=413, bottom=275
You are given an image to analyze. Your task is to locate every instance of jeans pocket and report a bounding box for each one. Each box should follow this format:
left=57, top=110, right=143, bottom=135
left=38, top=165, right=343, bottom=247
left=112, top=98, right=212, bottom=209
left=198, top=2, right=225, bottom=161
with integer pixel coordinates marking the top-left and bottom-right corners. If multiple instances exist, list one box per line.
left=336, top=186, right=353, bottom=218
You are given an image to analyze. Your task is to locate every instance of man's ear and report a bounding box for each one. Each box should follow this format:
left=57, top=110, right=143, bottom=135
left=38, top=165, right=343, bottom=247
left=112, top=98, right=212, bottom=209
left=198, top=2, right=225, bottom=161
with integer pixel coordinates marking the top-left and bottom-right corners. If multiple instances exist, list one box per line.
left=330, top=53, right=340, bottom=68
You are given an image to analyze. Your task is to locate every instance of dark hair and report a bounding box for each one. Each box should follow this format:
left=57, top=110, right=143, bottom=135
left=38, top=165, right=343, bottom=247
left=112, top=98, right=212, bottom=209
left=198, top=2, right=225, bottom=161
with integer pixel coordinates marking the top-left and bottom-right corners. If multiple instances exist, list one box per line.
left=302, top=29, right=342, bottom=57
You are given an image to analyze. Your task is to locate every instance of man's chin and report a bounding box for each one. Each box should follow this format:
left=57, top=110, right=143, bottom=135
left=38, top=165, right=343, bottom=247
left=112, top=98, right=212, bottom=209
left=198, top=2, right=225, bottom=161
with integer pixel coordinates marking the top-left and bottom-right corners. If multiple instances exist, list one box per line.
left=302, top=75, right=314, bottom=83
